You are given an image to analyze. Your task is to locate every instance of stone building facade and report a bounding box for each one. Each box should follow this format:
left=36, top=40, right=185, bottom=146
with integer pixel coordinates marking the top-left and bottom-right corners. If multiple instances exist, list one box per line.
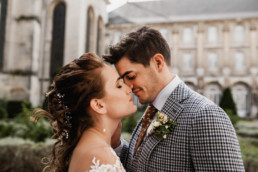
left=0, top=0, right=109, bottom=106
left=106, top=0, right=258, bottom=118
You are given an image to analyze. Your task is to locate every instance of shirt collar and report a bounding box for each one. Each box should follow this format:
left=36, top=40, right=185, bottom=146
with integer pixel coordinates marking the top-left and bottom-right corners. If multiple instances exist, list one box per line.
left=152, top=75, right=182, bottom=111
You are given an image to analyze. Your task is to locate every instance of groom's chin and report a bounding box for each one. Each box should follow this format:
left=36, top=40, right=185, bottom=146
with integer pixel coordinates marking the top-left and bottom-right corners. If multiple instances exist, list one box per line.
left=138, top=97, right=149, bottom=105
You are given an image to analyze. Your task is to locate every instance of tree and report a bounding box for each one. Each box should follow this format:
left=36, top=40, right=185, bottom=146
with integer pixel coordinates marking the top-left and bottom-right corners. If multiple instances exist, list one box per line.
left=219, top=87, right=237, bottom=115
left=219, top=87, right=239, bottom=127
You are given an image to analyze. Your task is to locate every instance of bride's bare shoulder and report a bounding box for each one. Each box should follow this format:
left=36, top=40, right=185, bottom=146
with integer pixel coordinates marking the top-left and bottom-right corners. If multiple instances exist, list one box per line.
left=69, top=146, right=117, bottom=172
left=90, top=146, right=118, bottom=163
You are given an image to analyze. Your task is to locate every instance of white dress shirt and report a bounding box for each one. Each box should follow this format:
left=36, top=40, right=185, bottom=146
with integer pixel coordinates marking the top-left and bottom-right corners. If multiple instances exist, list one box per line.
left=152, top=75, right=181, bottom=111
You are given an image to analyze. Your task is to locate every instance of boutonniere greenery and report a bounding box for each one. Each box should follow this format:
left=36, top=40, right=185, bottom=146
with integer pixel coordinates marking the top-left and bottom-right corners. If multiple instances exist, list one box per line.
left=149, top=111, right=178, bottom=139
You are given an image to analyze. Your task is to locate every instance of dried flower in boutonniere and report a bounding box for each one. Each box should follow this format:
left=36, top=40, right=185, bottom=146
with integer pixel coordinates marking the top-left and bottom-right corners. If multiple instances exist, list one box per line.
left=149, top=111, right=178, bottom=139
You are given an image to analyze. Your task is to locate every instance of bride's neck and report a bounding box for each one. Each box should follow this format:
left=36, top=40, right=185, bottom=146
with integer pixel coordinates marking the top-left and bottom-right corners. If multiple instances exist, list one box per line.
left=81, top=118, right=120, bottom=146
left=86, top=127, right=112, bottom=145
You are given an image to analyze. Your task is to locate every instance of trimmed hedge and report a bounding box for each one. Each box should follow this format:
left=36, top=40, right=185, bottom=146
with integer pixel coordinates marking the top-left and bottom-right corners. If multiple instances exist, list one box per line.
left=6, top=101, right=24, bottom=118
left=238, top=136, right=258, bottom=172
left=0, top=99, right=8, bottom=119
left=0, top=138, right=53, bottom=172
left=0, top=107, right=8, bottom=119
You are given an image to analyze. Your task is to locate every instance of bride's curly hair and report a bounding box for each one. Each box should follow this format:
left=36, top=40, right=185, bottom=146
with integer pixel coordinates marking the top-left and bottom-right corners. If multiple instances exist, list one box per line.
left=34, top=53, right=106, bottom=172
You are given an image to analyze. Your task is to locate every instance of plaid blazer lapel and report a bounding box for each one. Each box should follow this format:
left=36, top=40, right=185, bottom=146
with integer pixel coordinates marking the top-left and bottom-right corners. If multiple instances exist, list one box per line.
left=161, top=82, right=190, bottom=121
left=130, top=118, right=142, bottom=151
left=136, top=133, right=161, bottom=171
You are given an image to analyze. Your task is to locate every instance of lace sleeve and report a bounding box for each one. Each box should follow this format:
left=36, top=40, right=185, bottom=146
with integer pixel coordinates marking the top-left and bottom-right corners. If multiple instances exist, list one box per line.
left=88, top=148, right=126, bottom=172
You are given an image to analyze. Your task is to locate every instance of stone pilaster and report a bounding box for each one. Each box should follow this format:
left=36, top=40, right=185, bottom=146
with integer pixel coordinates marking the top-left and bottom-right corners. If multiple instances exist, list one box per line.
left=250, top=21, right=257, bottom=68
left=197, top=23, right=204, bottom=69
left=172, top=25, right=179, bottom=72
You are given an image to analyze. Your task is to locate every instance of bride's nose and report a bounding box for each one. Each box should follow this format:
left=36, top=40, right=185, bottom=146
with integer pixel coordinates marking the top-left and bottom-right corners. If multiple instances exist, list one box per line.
left=125, top=84, right=132, bottom=94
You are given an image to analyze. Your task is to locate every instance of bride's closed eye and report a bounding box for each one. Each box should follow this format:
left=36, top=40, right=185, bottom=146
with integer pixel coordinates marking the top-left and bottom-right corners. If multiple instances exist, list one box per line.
left=116, top=79, right=124, bottom=88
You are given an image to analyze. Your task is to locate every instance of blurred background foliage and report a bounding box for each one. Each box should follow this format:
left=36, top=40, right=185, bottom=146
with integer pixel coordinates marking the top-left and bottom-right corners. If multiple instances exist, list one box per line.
left=0, top=100, right=52, bottom=142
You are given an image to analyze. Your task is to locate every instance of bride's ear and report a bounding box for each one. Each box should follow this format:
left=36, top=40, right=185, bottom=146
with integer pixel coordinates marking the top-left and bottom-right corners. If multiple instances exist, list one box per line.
left=90, top=98, right=107, bottom=114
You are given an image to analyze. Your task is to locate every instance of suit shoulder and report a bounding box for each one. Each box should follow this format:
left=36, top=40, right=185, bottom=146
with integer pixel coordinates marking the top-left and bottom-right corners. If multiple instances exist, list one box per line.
left=182, top=90, right=215, bottom=112
left=183, top=90, right=227, bottom=117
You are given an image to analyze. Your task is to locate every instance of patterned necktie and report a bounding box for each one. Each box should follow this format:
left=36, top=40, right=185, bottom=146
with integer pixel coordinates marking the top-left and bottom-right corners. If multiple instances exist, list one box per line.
left=134, top=105, right=157, bottom=155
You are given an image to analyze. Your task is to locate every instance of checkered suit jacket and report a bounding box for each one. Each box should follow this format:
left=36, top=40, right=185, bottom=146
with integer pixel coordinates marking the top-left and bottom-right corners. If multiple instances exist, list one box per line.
left=120, top=82, right=244, bottom=172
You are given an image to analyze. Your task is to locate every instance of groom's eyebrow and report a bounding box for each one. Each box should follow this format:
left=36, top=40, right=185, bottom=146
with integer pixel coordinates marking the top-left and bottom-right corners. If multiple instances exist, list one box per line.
left=119, top=71, right=133, bottom=80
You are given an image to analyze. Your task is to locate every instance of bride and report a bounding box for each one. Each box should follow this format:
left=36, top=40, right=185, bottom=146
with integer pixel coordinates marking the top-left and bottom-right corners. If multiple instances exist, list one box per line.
left=35, top=52, right=137, bottom=172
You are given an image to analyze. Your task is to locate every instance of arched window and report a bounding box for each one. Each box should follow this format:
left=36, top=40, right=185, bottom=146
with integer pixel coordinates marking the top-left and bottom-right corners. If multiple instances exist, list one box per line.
left=96, top=17, right=103, bottom=56
left=204, top=84, right=222, bottom=105
left=86, top=7, right=94, bottom=52
left=0, top=0, right=8, bottom=71
left=232, top=84, right=250, bottom=117
left=50, top=2, right=66, bottom=79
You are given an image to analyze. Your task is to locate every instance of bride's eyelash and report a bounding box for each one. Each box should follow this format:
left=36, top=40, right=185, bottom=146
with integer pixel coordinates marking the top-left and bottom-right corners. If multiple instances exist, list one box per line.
left=116, top=80, right=123, bottom=88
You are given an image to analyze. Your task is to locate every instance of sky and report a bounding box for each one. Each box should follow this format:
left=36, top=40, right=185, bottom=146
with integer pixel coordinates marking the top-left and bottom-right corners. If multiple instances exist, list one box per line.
left=107, top=0, right=127, bottom=12
left=107, top=0, right=160, bottom=12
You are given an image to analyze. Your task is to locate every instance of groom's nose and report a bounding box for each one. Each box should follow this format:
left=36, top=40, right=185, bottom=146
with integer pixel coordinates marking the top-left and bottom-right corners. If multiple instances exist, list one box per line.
left=124, top=80, right=133, bottom=89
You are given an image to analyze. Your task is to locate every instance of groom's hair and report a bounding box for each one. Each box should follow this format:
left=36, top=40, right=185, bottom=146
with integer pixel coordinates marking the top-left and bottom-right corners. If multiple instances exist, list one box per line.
left=103, top=26, right=171, bottom=67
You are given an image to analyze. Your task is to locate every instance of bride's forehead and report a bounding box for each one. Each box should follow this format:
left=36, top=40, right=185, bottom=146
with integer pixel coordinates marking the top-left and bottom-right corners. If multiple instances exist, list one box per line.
left=104, top=64, right=117, bottom=73
left=101, top=65, right=119, bottom=78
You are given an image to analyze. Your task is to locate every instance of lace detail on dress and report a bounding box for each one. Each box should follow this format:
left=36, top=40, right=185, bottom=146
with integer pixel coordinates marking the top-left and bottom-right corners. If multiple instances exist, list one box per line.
left=88, top=148, right=126, bottom=172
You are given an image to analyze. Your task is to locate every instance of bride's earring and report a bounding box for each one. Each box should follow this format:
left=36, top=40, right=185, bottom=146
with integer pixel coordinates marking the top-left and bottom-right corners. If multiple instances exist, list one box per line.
left=103, top=128, right=106, bottom=133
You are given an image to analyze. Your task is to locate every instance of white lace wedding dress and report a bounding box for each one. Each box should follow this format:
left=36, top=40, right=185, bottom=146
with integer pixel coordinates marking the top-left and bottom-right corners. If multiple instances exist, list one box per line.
left=88, top=148, right=126, bottom=172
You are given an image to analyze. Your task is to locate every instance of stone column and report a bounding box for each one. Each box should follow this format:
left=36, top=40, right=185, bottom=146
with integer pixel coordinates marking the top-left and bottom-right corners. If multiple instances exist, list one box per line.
left=222, top=22, right=230, bottom=88
left=171, top=25, right=179, bottom=74
left=250, top=22, right=257, bottom=69
left=197, top=23, right=204, bottom=70
left=250, top=21, right=258, bottom=118
left=196, top=23, right=204, bottom=93
left=38, top=0, right=50, bottom=103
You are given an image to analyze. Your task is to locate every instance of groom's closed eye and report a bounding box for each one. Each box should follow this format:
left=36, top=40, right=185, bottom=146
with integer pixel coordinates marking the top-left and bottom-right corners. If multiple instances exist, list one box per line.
left=120, top=71, right=133, bottom=80
left=126, top=75, right=136, bottom=80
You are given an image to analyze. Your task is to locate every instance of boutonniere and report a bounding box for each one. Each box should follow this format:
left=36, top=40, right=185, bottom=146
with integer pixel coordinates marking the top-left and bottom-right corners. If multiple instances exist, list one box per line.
left=149, top=111, right=178, bottom=139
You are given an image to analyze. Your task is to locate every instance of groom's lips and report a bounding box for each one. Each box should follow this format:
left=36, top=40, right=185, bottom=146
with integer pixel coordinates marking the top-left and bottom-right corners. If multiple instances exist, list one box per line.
left=133, top=88, right=141, bottom=96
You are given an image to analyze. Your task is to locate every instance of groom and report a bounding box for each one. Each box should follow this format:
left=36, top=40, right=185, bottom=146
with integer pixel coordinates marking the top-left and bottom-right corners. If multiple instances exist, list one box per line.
left=104, top=26, right=244, bottom=171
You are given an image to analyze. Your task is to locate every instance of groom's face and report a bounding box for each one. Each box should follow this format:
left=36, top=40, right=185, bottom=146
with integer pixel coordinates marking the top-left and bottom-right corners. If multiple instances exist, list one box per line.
left=115, top=56, right=160, bottom=104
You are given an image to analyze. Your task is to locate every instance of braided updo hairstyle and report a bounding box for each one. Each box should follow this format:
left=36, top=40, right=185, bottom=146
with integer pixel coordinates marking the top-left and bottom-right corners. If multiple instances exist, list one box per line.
left=34, top=53, right=105, bottom=172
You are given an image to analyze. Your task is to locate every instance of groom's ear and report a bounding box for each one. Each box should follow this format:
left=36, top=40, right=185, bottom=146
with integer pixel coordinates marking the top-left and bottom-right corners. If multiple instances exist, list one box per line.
left=152, top=53, right=165, bottom=72
left=90, top=98, right=107, bottom=114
